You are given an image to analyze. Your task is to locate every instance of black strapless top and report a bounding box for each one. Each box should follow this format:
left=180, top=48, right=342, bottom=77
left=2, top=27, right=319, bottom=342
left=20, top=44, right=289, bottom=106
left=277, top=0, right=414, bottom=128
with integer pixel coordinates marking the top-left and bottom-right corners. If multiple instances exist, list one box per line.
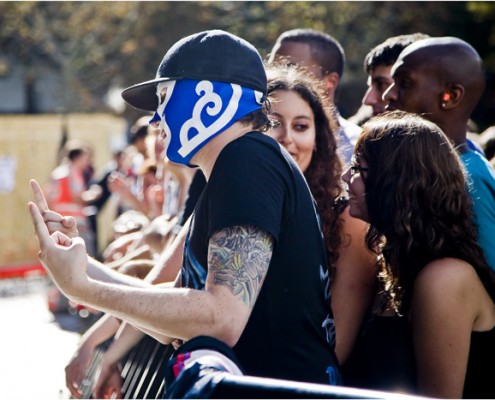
left=341, top=315, right=416, bottom=394
left=342, top=314, right=495, bottom=398
left=464, top=328, right=495, bottom=398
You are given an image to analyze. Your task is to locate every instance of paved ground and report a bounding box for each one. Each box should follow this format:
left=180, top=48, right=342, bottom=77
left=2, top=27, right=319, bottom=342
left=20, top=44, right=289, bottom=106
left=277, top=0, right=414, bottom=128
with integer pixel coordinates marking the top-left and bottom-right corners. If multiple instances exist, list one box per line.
left=0, top=277, right=89, bottom=399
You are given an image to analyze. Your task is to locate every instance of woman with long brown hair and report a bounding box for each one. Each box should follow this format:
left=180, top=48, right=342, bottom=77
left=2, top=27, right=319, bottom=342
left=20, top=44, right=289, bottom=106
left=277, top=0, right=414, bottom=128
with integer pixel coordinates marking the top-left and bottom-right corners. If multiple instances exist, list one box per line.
left=266, top=63, right=377, bottom=365
left=342, top=110, right=495, bottom=398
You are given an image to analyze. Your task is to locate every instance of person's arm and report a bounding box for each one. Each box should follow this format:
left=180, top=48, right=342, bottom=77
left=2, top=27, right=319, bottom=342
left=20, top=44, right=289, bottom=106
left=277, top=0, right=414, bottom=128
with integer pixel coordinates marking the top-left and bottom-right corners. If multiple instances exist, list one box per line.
left=92, top=321, right=147, bottom=399
left=65, top=314, right=121, bottom=398
left=101, top=220, right=188, bottom=347
left=143, top=218, right=189, bottom=284
left=34, top=174, right=188, bottom=327
left=105, top=246, right=153, bottom=272
left=101, top=231, right=145, bottom=263
left=92, top=281, right=177, bottom=398
left=410, top=258, right=477, bottom=398
left=65, top=221, right=188, bottom=397
left=108, top=173, right=151, bottom=216
left=332, top=207, right=377, bottom=365
left=29, top=196, right=272, bottom=346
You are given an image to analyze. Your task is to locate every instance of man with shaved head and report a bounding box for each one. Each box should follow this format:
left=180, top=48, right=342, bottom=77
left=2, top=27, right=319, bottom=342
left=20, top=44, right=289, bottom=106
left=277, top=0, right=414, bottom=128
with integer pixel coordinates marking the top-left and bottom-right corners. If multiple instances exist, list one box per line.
left=384, top=36, right=495, bottom=271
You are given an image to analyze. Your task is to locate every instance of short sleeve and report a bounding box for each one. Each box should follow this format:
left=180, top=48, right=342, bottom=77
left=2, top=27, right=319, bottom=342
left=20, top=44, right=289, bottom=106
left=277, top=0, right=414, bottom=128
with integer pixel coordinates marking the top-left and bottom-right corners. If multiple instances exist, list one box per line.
left=205, top=134, right=295, bottom=242
left=463, top=152, right=495, bottom=271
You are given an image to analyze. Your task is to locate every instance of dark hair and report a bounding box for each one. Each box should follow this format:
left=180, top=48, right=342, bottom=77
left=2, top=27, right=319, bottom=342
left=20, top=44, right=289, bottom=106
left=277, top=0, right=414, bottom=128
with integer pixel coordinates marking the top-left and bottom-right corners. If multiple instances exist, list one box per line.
left=364, top=33, right=430, bottom=73
left=480, top=126, right=495, bottom=160
left=238, top=107, right=273, bottom=133
left=273, top=29, right=345, bottom=78
left=266, top=63, right=344, bottom=272
left=130, top=116, right=150, bottom=144
left=64, top=140, right=92, bottom=162
left=355, top=110, right=495, bottom=314
left=137, top=159, right=158, bottom=176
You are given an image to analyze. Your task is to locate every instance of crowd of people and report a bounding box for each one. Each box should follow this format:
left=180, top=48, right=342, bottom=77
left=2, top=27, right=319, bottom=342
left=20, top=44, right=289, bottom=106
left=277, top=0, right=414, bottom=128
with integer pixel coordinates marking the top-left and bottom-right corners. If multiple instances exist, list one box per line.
left=28, top=27, right=495, bottom=399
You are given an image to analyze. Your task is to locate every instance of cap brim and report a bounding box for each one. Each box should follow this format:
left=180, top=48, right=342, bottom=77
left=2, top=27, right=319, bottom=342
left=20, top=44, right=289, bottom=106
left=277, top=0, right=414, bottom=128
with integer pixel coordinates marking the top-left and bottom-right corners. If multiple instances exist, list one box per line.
left=121, top=77, right=176, bottom=112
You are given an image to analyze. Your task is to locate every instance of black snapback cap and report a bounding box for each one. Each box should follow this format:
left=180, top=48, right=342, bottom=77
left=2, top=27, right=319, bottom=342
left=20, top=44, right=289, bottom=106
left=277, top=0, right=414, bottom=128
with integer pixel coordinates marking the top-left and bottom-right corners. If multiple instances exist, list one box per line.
left=122, top=30, right=267, bottom=112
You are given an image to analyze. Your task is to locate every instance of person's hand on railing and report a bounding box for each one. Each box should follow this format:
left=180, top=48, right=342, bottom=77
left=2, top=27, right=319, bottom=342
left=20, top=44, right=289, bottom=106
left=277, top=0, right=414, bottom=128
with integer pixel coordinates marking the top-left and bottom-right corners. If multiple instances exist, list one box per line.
left=93, top=351, right=123, bottom=399
left=65, top=340, right=96, bottom=398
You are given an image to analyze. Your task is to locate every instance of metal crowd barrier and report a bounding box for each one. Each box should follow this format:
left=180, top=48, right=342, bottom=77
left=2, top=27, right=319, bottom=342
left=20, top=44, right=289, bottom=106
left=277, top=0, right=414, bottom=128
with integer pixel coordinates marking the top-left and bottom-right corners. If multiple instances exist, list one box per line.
left=79, top=336, right=423, bottom=399
left=79, top=335, right=173, bottom=399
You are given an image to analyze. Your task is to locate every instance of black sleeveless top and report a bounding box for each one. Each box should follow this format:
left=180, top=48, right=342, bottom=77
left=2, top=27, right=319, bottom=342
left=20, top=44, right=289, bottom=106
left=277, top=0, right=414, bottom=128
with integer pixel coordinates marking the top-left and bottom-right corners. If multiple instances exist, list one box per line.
left=342, top=313, right=495, bottom=398
left=464, top=328, right=495, bottom=398
left=341, top=315, right=416, bottom=394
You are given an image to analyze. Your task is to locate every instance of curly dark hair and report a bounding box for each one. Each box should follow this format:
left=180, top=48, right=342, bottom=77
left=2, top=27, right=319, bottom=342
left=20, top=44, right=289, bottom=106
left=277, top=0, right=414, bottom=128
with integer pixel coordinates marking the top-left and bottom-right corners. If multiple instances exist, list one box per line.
left=356, top=110, right=495, bottom=314
left=266, top=63, right=345, bottom=273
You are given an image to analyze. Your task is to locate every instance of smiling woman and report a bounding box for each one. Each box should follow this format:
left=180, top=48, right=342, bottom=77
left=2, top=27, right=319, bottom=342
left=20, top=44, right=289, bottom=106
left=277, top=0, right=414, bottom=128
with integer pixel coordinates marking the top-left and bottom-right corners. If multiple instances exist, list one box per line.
left=265, top=63, right=377, bottom=365
left=269, top=89, right=316, bottom=173
left=266, top=62, right=344, bottom=272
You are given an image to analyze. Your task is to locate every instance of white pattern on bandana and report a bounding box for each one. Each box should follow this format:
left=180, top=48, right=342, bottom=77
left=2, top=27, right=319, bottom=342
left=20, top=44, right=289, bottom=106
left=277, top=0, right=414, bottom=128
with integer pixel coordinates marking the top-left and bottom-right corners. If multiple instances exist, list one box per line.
left=150, top=79, right=263, bottom=167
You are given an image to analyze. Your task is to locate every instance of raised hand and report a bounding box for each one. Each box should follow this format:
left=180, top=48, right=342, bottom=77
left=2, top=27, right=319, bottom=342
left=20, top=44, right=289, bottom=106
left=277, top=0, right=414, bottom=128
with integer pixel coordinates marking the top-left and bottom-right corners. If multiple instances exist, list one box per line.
left=30, top=179, right=79, bottom=238
left=28, top=200, right=89, bottom=299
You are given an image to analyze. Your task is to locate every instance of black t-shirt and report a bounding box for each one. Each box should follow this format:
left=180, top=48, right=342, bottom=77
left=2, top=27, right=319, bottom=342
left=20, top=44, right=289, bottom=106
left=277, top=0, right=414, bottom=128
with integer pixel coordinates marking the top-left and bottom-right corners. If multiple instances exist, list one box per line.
left=182, top=131, right=339, bottom=384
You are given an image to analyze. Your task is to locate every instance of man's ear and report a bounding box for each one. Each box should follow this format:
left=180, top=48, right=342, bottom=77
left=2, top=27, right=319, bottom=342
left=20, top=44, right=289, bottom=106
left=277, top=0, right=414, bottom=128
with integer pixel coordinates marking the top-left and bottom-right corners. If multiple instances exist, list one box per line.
left=441, top=84, right=464, bottom=110
left=323, top=72, right=340, bottom=99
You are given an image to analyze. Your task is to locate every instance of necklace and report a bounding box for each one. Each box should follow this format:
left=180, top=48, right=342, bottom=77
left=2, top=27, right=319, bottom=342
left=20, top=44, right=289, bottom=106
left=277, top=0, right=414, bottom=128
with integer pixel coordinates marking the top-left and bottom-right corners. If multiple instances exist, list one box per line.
left=454, top=141, right=468, bottom=154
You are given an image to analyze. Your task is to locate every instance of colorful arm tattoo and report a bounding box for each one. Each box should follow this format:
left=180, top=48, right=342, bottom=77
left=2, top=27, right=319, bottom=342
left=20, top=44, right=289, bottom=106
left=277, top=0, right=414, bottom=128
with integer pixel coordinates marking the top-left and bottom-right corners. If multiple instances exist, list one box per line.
left=208, top=225, right=273, bottom=308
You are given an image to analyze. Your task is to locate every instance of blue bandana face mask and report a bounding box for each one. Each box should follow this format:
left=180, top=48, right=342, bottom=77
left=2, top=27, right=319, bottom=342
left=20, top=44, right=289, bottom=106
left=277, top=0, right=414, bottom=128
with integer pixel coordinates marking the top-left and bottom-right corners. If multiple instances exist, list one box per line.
left=149, top=79, right=264, bottom=167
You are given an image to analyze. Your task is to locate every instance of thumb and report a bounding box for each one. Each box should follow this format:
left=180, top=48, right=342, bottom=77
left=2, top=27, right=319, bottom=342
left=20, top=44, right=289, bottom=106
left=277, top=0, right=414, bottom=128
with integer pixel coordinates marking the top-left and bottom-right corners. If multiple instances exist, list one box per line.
left=69, top=236, right=87, bottom=250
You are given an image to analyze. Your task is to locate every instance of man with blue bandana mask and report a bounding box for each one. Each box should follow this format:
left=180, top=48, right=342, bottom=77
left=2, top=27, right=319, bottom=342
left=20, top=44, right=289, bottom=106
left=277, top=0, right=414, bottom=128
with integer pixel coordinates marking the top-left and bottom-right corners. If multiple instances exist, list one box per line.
left=28, top=30, right=342, bottom=396
left=148, top=78, right=264, bottom=167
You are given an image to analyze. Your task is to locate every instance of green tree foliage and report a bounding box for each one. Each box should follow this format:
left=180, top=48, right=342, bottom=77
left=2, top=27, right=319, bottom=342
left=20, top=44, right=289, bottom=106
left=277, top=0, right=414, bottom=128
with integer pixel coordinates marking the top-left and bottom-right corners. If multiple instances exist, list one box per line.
left=0, top=2, right=142, bottom=110
left=0, top=1, right=494, bottom=128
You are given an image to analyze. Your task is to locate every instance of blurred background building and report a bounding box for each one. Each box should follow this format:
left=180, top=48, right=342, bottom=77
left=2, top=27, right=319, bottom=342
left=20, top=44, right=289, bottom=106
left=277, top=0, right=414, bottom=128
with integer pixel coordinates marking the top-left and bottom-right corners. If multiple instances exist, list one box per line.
left=1, top=1, right=494, bottom=268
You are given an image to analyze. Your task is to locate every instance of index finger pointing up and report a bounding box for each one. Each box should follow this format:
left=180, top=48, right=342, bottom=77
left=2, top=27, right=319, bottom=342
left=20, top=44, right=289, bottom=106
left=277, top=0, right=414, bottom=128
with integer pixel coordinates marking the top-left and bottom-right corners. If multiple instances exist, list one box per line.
left=30, top=179, right=49, bottom=212
left=28, top=201, right=51, bottom=248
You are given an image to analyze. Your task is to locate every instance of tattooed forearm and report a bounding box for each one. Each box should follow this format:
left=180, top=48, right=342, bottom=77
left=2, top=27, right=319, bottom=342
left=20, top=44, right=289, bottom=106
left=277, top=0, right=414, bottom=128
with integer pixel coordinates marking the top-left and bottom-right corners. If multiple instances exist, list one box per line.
left=208, top=225, right=273, bottom=308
